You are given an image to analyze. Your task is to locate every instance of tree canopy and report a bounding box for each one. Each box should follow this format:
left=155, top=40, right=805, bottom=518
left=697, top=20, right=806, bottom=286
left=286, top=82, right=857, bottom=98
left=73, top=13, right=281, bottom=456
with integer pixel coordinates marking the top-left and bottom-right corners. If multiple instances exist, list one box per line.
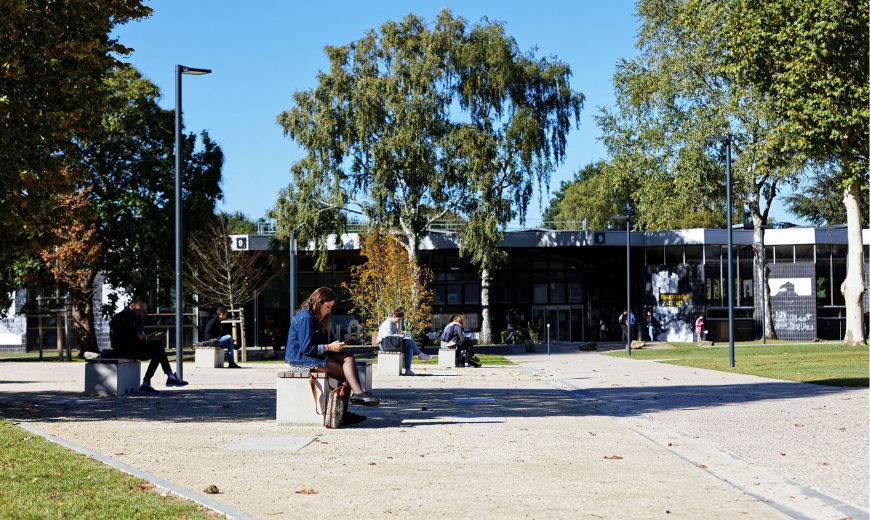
left=542, top=162, right=630, bottom=230
left=0, top=0, right=151, bottom=312
left=271, top=9, right=582, bottom=268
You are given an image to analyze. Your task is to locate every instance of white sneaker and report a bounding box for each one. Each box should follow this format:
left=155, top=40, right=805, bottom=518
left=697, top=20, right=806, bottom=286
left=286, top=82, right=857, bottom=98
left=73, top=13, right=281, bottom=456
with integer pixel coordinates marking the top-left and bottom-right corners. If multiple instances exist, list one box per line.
left=403, top=369, right=417, bottom=376
left=417, top=353, right=432, bottom=361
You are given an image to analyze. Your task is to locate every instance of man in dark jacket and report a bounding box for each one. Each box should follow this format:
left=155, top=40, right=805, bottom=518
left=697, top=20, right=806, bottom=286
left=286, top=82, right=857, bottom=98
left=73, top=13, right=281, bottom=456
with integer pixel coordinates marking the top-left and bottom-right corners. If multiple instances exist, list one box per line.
left=203, top=306, right=240, bottom=368
left=108, top=296, right=188, bottom=393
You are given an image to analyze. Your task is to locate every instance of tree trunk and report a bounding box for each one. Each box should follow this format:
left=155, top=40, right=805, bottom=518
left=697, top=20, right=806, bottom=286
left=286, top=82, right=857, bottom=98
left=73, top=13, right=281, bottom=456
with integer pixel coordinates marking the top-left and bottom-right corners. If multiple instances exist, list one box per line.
left=72, top=272, right=99, bottom=357
left=840, top=183, right=866, bottom=345
left=750, top=212, right=776, bottom=340
left=479, top=268, right=491, bottom=344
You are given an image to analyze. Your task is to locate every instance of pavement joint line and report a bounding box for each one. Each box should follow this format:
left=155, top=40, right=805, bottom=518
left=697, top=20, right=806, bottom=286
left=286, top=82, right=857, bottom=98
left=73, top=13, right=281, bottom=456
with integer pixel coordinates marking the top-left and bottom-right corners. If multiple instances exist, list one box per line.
left=15, top=421, right=258, bottom=520
left=523, top=365, right=869, bottom=520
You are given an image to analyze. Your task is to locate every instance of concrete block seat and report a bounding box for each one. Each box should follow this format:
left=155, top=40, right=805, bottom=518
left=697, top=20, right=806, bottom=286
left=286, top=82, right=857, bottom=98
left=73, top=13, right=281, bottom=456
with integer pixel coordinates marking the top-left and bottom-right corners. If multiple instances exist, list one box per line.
left=377, top=351, right=404, bottom=376
left=276, top=371, right=343, bottom=425
left=85, top=357, right=141, bottom=397
left=437, top=348, right=457, bottom=369
left=193, top=344, right=224, bottom=368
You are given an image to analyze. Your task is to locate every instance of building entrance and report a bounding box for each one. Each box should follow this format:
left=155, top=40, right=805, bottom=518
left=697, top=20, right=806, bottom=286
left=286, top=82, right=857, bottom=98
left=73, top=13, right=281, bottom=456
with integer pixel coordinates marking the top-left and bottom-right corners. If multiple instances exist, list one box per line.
left=531, top=306, right=584, bottom=342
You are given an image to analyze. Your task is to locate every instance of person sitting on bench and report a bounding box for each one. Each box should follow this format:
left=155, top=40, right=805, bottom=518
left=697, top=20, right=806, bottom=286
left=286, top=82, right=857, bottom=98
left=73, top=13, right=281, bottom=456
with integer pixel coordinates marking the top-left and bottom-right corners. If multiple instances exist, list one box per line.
left=284, top=287, right=379, bottom=425
left=440, top=315, right=480, bottom=367
left=106, top=296, right=188, bottom=394
left=203, top=306, right=240, bottom=368
left=377, top=307, right=431, bottom=376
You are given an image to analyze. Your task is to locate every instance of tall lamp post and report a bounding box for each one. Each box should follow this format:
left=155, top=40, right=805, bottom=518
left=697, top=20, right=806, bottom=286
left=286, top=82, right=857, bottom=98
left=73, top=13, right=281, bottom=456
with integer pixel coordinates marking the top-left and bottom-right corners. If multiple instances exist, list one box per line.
left=175, top=64, right=211, bottom=378
left=613, top=215, right=631, bottom=356
left=705, top=135, right=735, bottom=368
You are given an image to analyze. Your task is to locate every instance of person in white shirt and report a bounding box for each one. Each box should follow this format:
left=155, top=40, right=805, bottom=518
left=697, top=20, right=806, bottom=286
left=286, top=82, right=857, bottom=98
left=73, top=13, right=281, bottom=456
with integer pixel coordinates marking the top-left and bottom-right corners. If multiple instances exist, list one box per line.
left=376, top=308, right=431, bottom=376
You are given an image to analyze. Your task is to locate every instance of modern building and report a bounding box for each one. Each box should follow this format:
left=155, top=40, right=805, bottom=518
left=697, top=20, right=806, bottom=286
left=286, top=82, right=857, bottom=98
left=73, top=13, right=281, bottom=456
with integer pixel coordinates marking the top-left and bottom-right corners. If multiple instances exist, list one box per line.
left=2, top=224, right=866, bottom=353
left=232, top=224, right=868, bottom=347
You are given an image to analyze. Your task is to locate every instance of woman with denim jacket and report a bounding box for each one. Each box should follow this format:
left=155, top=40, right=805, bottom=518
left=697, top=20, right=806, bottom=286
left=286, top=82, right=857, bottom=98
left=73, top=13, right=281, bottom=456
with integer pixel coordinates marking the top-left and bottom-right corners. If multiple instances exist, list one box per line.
left=285, top=287, right=379, bottom=415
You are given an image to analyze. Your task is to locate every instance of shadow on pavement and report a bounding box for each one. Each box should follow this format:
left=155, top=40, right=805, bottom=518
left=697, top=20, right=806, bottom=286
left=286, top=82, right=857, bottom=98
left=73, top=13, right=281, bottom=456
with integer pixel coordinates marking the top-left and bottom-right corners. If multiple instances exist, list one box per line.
left=0, top=378, right=858, bottom=427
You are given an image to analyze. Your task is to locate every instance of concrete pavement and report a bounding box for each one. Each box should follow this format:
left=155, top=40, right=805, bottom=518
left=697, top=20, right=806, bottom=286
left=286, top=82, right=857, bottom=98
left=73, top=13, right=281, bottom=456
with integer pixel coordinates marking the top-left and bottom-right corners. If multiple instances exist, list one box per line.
left=0, top=343, right=866, bottom=519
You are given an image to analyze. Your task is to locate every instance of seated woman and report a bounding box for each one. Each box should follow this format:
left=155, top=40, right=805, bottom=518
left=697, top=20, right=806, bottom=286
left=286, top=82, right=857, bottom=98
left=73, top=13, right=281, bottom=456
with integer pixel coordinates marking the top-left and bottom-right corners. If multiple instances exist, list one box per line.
left=377, top=307, right=431, bottom=376
left=284, top=287, right=379, bottom=423
left=440, top=315, right=480, bottom=367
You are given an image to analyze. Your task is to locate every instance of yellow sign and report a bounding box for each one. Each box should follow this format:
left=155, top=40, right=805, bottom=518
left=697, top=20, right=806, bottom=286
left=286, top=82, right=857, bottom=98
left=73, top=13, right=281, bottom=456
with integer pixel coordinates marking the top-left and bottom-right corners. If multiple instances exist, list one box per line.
left=659, top=293, right=690, bottom=306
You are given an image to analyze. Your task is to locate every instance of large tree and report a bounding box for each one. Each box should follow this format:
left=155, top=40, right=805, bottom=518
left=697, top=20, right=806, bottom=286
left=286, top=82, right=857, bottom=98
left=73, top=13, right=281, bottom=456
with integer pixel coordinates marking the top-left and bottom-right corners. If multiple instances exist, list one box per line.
left=542, top=162, right=632, bottom=230
left=272, top=10, right=582, bottom=342
left=34, top=64, right=224, bottom=354
left=597, top=0, right=806, bottom=340
left=725, top=0, right=869, bottom=344
left=0, top=0, right=151, bottom=313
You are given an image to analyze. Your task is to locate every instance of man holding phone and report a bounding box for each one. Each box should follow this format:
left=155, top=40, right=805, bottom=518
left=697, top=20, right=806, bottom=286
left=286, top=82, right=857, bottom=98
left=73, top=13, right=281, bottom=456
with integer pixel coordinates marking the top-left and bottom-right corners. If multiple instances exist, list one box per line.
left=107, top=295, right=188, bottom=393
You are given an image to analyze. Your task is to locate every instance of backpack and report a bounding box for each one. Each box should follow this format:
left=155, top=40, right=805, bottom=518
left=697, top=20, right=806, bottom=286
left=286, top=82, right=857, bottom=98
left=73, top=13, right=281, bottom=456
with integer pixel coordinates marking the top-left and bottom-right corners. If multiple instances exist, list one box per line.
left=439, top=324, right=456, bottom=343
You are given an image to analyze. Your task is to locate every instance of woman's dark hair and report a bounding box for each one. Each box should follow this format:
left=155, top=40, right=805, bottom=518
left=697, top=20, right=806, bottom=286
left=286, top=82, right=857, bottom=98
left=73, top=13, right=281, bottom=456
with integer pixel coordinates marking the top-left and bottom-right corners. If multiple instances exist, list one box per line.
left=392, top=308, right=405, bottom=318
left=216, top=306, right=227, bottom=314
left=298, top=287, right=336, bottom=330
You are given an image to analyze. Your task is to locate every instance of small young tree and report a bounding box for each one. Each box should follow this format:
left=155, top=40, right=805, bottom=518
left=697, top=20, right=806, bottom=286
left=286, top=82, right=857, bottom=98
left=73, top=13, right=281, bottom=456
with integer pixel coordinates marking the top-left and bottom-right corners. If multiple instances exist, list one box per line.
left=342, top=228, right=432, bottom=340
left=185, top=219, right=276, bottom=310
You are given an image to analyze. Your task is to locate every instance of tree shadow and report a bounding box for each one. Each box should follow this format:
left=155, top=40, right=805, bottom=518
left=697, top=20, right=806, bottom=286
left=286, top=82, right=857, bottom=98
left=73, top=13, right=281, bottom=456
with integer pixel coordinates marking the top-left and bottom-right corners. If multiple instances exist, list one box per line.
left=0, top=378, right=861, bottom=428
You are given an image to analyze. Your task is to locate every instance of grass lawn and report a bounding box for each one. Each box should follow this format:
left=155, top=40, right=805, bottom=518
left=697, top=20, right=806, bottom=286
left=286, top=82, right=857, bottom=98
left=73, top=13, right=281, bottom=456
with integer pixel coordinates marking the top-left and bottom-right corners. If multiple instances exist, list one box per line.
left=0, top=419, right=214, bottom=519
left=607, top=342, right=868, bottom=387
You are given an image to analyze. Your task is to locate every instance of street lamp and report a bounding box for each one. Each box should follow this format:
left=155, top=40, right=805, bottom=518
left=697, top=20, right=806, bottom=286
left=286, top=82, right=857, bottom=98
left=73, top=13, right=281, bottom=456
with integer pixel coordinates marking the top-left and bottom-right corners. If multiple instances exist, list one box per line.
left=175, top=64, right=211, bottom=378
left=705, top=135, right=735, bottom=368
left=612, top=214, right=631, bottom=356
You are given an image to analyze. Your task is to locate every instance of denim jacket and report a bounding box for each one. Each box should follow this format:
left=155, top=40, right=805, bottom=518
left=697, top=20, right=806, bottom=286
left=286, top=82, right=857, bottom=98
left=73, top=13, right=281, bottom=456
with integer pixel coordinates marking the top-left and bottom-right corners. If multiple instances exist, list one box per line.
left=284, top=309, right=328, bottom=366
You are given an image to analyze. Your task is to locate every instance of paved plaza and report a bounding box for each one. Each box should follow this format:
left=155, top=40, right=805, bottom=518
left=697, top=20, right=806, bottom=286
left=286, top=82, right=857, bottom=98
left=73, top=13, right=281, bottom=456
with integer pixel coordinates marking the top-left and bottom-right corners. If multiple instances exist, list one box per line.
left=0, top=343, right=867, bottom=520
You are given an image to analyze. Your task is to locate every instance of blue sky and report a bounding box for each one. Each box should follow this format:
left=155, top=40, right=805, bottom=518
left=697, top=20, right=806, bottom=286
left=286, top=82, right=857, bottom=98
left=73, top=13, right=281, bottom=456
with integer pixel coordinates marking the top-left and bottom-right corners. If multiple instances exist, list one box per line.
left=114, top=1, right=797, bottom=226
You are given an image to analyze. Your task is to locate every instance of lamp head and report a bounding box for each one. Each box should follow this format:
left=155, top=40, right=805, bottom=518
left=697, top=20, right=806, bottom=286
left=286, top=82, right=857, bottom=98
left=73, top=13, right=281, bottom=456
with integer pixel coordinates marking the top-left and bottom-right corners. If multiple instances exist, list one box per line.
left=178, top=65, right=212, bottom=75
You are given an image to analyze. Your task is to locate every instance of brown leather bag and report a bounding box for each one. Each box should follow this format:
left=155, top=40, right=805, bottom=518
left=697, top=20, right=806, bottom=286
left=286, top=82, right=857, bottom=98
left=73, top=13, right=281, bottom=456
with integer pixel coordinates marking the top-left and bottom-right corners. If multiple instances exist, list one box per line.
left=322, top=379, right=349, bottom=429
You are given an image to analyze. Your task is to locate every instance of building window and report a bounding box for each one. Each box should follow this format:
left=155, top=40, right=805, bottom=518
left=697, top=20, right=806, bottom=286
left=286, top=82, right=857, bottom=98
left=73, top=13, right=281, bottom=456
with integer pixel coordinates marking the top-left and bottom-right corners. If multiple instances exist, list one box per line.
left=647, top=246, right=664, bottom=264
left=446, top=284, right=462, bottom=305
left=549, top=282, right=566, bottom=303
left=464, top=283, right=481, bottom=304
left=533, top=283, right=547, bottom=304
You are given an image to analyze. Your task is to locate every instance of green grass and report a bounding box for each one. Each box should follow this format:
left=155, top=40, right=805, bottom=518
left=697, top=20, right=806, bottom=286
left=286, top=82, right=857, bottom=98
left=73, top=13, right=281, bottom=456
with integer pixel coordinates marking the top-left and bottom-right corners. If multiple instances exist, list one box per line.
left=0, top=419, right=214, bottom=519
left=607, top=342, right=869, bottom=387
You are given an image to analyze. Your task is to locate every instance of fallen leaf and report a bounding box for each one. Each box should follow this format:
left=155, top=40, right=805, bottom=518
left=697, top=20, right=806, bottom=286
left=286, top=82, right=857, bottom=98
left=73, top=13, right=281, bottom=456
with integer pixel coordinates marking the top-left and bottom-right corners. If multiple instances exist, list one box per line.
left=319, top=441, right=329, bottom=444
left=137, top=483, right=154, bottom=491
left=667, top=443, right=672, bottom=447
left=697, top=464, right=708, bottom=469
left=820, top=462, right=830, bottom=467
left=295, top=488, right=317, bottom=495
left=604, top=455, right=623, bottom=460
left=780, top=453, right=786, bottom=456
left=368, top=462, right=377, bottom=465
left=793, top=424, right=803, bottom=427
left=115, top=452, right=125, bottom=456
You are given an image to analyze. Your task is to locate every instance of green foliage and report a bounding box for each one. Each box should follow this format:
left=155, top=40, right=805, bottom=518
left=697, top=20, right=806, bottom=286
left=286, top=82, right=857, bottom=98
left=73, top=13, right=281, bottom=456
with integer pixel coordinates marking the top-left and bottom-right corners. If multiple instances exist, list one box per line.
left=0, top=0, right=151, bottom=313
left=596, top=0, right=805, bottom=232
left=784, top=164, right=864, bottom=227
left=271, top=9, right=582, bottom=276
left=542, top=162, right=630, bottom=230
left=725, top=0, right=868, bottom=185
left=0, top=419, right=212, bottom=518
left=218, top=210, right=259, bottom=234
left=81, top=64, right=224, bottom=305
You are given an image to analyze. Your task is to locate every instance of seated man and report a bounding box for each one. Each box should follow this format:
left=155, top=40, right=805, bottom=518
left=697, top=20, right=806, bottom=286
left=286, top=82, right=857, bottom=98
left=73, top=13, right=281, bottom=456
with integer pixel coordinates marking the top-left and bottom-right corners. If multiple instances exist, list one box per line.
left=440, top=315, right=480, bottom=367
left=106, top=295, right=188, bottom=393
left=203, top=306, right=240, bottom=368
left=377, top=307, right=430, bottom=376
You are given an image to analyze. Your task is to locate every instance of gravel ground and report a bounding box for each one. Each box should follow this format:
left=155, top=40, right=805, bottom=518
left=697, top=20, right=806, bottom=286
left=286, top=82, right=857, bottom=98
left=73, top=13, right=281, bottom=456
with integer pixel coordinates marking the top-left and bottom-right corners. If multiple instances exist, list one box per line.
left=0, top=344, right=866, bottom=520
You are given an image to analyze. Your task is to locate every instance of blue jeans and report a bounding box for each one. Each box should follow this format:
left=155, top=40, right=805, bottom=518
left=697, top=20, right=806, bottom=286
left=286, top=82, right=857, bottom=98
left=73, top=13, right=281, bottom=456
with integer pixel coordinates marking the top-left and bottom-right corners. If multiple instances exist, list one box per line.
left=217, top=335, right=235, bottom=361
left=402, top=338, right=421, bottom=371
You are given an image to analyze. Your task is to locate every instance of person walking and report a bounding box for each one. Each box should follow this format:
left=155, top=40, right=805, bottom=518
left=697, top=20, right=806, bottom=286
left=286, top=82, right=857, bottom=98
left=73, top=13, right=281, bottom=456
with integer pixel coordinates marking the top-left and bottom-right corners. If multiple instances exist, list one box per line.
left=695, top=313, right=706, bottom=342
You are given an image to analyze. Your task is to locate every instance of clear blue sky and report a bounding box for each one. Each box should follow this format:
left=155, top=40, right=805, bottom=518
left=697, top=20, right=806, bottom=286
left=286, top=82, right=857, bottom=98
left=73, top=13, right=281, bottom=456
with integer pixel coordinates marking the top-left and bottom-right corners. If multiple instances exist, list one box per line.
left=113, top=0, right=797, bottom=227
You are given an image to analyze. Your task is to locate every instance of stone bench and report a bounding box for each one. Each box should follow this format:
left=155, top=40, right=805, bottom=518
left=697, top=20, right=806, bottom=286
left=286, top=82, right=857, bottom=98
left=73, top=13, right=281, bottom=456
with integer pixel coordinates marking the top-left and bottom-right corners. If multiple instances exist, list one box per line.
left=85, top=358, right=141, bottom=397
left=377, top=351, right=404, bottom=376
left=276, top=371, right=342, bottom=425
left=194, top=345, right=224, bottom=368
left=438, top=348, right=457, bottom=369
left=356, top=358, right=372, bottom=393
